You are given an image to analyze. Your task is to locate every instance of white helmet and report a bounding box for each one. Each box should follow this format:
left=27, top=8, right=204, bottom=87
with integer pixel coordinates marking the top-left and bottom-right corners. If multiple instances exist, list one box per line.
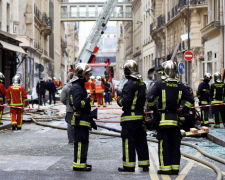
left=96, top=76, right=101, bottom=81
left=12, top=74, right=22, bottom=86
left=59, top=77, right=61, bottom=81
left=90, top=76, right=95, bottom=81
left=53, top=77, right=56, bottom=80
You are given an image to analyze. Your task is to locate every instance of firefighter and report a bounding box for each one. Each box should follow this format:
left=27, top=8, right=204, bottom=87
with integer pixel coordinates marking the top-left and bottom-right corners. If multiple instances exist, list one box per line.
left=95, top=76, right=106, bottom=107
left=117, top=60, right=150, bottom=172
left=0, top=72, right=6, bottom=125
left=53, top=77, right=58, bottom=87
left=197, top=73, right=212, bottom=127
left=6, top=75, right=29, bottom=130
left=58, top=77, right=63, bottom=88
left=147, top=60, right=194, bottom=175
left=210, top=72, right=225, bottom=128
left=69, top=63, right=93, bottom=171
left=89, top=76, right=96, bottom=107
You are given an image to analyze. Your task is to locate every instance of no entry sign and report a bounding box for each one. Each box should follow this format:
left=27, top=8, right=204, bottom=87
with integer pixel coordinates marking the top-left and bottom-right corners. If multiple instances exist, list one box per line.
left=184, top=51, right=193, bottom=61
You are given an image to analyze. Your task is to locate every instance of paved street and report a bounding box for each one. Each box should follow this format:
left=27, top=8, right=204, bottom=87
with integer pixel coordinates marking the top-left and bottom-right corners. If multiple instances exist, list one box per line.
left=0, top=102, right=224, bottom=180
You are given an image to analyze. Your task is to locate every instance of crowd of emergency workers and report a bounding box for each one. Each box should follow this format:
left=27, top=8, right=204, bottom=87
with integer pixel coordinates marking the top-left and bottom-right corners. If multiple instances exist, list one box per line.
left=0, top=59, right=225, bottom=175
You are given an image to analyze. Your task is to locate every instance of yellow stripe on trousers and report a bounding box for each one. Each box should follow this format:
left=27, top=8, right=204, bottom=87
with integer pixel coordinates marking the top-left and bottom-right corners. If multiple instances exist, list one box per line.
left=149, top=147, right=171, bottom=180
left=175, top=152, right=201, bottom=180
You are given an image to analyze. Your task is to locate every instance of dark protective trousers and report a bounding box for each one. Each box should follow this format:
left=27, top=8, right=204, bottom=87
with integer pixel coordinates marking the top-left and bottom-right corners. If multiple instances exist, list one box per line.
left=39, top=93, right=46, bottom=105
left=157, top=128, right=181, bottom=173
left=200, top=106, right=209, bottom=125
left=0, top=101, right=4, bottom=124
left=73, top=126, right=89, bottom=169
left=49, top=91, right=56, bottom=105
left=212, top=105, right=225, bottom=127
left=121, top=121, right=150, bottom=169
left=65, top=112, right=74, bottom=143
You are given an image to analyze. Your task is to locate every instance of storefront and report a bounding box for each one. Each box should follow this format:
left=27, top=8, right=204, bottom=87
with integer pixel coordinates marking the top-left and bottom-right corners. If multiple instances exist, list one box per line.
left=0, top=33, right=27, bottom=89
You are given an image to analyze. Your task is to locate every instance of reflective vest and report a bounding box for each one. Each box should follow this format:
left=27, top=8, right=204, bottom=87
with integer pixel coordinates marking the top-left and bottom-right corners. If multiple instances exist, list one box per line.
left=59, top=81, right=63, bottom=87
left=53, top=80, right=58, bottom=87
left=95, top=81, right=104, bottom=93
left=0, top=83, right=6, bottom=102
left=85, top=80, right=91, bottom=90
left=6, top=85, right=29, bottom=106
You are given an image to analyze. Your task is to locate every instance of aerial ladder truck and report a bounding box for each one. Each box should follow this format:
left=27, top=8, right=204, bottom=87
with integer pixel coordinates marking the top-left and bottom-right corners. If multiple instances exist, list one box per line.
left=72, top=0, right=118, bottom=95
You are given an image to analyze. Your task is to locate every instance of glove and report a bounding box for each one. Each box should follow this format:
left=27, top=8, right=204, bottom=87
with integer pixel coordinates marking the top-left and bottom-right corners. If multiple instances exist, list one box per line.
left=145, top=116, right=152, bottom=124
left=117, top=96, right=123, bottom=107
left=178, top=117, right=185, bottom=129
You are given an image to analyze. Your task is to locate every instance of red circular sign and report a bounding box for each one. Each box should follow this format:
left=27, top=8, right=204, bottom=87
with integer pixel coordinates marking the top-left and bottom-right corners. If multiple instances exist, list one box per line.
left=184, top=51, right=194, bottom=61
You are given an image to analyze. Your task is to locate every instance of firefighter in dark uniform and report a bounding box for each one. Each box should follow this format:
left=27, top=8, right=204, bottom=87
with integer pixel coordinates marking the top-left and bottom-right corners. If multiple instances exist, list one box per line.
left=197, top=73, right=212, bottom=127
left=117, top=60, right=150, bottom=172
left=210, top=72, right=225, bottom=128
left=147, top=60, right=194, bottom=175
left=69, top=63, right=93, bottom=171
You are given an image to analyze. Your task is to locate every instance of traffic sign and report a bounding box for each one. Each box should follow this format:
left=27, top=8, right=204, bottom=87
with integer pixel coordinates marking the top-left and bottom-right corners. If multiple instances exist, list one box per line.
left=178, top=62, right=185, bottom=75
left=35, top=64, right=44, bottom=73
left=184, top=51, right=194, bottom=61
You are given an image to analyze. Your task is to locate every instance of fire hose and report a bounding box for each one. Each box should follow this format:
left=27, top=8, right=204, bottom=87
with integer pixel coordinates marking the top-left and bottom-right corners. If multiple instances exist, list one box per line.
left=31, top=116, right=223, bottom=180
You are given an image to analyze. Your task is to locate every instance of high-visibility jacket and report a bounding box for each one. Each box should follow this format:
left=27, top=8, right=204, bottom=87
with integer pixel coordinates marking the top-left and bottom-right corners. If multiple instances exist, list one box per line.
left=6, top=85, right=28, bottom=106
left=197, top=80, right=210, bottom=105
left=85, top=79, right=91, bottom=90
left=89, top=81, right=96, bottom=94
left=95, top=81, right=104, bottom=93
left=53, top=80, right=58, bottom=87
left=0, top=83, right=6, bottom=102
left=210, top=82, right=225, bottom=104
left=147, top=79, right=194, bottom=129
left=59, top=81, right=63, bottom=87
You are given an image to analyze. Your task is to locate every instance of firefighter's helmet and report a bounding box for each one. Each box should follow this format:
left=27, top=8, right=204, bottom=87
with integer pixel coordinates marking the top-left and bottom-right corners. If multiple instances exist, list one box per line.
left=0, top=72, right=5, bottom=79
left=12, top=74, right=22, bottom=86
left=53, top=77, right=56, bottom=80
left=74, top=63, right=93, bottom=79
left=204, top=73, right=212, bottom=81
left=59, top=77, right=61, bottom=81
left=162, top=60, right=178, bottom=81
left=214, top=72, right=222, bottom=83
left=123, top=60, right=141, bottom=80
left=96, top=76, right=101, bottom=81
left=90, top=76, right=95, bottom=81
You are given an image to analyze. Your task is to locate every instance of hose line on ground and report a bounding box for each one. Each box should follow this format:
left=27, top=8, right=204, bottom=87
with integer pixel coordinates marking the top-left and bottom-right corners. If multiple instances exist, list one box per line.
left=31, top=117, right=222, bottom=180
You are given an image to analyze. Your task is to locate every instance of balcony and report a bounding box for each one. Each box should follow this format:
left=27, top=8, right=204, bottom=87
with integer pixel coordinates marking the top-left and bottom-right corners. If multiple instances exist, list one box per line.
left=34, top=4, right=43, bottom=23
left=44, top=50, right=48, bottom=56
left=172, top=8, right=175, bottom=18
left=157, top=15, right=165, bottom=28
left=179, top=0, right=208, bottom=9
left=150, top=23, right=153, bottom=34
left=168, top=11, right=170, bottom=22
left=34, top=41, right=43, bottom=53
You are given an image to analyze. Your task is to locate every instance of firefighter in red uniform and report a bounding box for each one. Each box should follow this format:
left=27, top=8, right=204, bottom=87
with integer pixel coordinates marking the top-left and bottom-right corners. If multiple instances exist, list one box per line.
left=95, top=76, right=106, bottom=107
left=89, top=76, right=96, bottom=107
left=59, top=77, right=63, bottom=88
left=6, top=75, right=29, bottom=130
left=53, top=77, right=58, bottom=87
left=0, top=72, right=6, bottom=125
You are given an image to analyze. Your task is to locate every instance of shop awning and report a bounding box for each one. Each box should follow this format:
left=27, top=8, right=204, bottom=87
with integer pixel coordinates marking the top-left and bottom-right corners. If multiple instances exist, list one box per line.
left=0, top=40, right=27, bottom=54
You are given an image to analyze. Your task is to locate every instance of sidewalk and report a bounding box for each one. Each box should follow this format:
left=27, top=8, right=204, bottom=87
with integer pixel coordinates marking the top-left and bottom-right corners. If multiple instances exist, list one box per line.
left=206, top=118, right=225, bottom=147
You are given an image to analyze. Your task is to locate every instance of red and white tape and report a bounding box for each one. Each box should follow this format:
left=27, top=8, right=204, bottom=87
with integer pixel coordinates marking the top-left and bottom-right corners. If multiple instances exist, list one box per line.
left=0, top=104, right=60, bottom=112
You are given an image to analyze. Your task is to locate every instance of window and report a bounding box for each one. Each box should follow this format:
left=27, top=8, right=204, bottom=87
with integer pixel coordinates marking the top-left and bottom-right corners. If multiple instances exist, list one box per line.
left=88, top=6, right=95, bottom=17
left=107, top=35, right=110, bottom=38
left=70, top=6, right=77, bottom=17
left=79, top=6, right=86, bottom=17
left=114, top=35, right=116, bottom=38
left=207, top=51, right=212, bottom=61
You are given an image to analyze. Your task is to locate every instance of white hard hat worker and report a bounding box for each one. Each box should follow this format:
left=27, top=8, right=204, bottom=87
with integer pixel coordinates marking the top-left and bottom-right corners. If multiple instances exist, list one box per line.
left=0, top=72, right=5, bottom=83
left=204, top=73, right=212, bottom=81
left=59, top=77, right=61, bottom=81
left=90, top=76, right=95, bottom=81
left=96, top=76, right=101, bottom=81
left=53, top=77, right=56, bottom=80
